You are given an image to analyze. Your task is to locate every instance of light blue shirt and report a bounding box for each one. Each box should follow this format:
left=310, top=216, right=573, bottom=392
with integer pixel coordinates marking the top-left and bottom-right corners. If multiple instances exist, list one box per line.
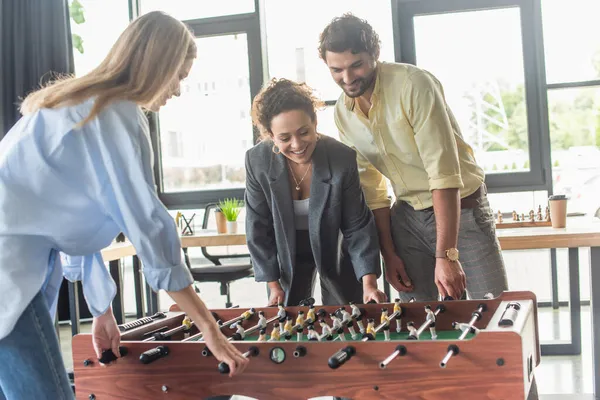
left=0, top=99, right=193, bottom=340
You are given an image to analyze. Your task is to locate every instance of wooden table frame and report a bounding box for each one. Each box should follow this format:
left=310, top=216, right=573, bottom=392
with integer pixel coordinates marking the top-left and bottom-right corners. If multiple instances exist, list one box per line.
left=68, top=219, right=600, bottom=398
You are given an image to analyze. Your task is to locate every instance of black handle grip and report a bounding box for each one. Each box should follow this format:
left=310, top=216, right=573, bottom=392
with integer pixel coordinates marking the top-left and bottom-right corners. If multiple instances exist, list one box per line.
left=218, top=362, right=230, bottom=374
left=139, top=346, right=169, bottom=364
left=328, top=346, right=356, bottom=369
left=99, top=346, right=128, bottom=364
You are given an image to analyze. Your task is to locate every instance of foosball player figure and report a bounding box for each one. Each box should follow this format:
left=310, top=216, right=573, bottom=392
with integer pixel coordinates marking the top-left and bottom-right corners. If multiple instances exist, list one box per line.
left=349, top=302, right=366, bottom=334
left=306, top=305, right=316, bottom=324
left=330, top=313, right=343, bottom=332
left=269, top=323, right=281, bottom=341
left=380, top=307, right=389, bottom=326
left=393, top=299, right=403, bottom=333
left=335, top=325, right=346, bottom=341
left=231, top=323, right=245, bottom=340
left=296, top=325, right=304, bottom=341
left=182, top=316, right=193, bottom=339
left=295, top=311, right=305, bottom=330
left=407, top=321, right=418, bottom=340
left=383, top=323, right=391, bottom=341
left=258, top=328, right=267, bottom=342
left=307, top=325, right=320, bottom=341
left=242, top=307, right=256, bottom=321
left=319, top=319, right=333, bottom=341
left=429, top=321, right=438, bottom=340
left=257, top=311, right=267, bottom=329
left=283, top=316, right=294, bottom=340
left=346, top=319, right=358, bottom=340
left=277, top=303, right=287, bottom=322
left=362, top=318, right=376, bottom=341
left=452, top=321, right=480, bottom=335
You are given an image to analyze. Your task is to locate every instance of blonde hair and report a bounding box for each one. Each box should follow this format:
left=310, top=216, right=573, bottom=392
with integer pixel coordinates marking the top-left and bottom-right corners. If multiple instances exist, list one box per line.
left=20, top=11, right=196, bottom=127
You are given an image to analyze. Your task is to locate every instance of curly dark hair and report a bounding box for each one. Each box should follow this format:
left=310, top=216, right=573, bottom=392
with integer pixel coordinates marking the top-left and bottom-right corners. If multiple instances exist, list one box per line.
left=318, top=13, right=380, bottom=61
left=251, top=78, right=324, bottom=140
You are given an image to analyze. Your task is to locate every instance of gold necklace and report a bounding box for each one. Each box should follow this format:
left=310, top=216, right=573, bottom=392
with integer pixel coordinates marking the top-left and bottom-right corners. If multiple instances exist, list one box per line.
left=287, top=159, right=312, bottom=191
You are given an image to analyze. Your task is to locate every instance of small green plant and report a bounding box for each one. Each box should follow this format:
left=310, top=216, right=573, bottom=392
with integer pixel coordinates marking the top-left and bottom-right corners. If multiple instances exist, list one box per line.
left=218, top=198, right=243, bottom=222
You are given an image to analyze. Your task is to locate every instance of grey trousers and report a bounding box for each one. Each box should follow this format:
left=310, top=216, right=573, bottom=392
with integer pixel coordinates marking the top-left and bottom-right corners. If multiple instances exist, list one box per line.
left=271, top=230, right=364, bottom=307
left=390, top=194, right=508, bottom=301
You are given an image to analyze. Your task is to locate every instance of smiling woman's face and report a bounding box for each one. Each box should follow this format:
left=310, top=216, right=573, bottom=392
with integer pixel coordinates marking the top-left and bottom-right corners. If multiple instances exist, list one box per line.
left=270, top=109, right=318, bottom=165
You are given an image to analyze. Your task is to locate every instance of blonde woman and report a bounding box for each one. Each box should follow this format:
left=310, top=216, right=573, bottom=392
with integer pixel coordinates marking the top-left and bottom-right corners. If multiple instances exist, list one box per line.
left=0, top=11, right=247, bottom=399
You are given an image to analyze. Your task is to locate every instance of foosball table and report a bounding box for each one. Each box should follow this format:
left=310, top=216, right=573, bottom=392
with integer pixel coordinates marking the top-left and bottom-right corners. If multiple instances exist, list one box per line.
left=72, top=290, right=540, bottom=400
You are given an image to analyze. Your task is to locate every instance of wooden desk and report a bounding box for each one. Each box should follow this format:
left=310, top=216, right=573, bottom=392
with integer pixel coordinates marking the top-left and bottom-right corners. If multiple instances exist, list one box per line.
left=100, top=231, right=247, bottom=262
left=497, top=217, right=600, bottom=250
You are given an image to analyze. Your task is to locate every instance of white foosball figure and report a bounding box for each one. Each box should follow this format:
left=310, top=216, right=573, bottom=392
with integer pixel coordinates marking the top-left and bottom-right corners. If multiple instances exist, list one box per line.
left=232, top=323, right=245, bottom=340
left=339, top=307, right=352, bottom=325
left=330, top=314, right=343, bottom=332
left=319, top=320, right=333, bottom=341
left=425, top=305, right=436, bottom=323
left=307, top=325, right=320, bottom=341
left=346, top=320, right=358, bottom=339
left=349, top=302, right=365, bottom=333
left=407, top=321, right=418, bottom=340
left=277, top=303, right=287, bottom=322
left=257, top=311, right=267, bottom=329
left=429, top=321, right=437, bottom=340
left=393, top=299, right=402, bottom=333
left=452, top=321, right=480, bottom=335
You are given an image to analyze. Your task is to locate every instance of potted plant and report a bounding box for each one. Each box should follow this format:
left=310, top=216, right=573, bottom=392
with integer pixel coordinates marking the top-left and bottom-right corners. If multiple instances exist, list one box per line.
left=214, top=205, right=227, bottom=234
left=218, top=198, right=243, bottom=233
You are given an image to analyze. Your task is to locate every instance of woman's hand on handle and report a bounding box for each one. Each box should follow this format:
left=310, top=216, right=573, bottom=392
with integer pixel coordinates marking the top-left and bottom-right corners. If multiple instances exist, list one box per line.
left=167, top=285, right=249, bottom=377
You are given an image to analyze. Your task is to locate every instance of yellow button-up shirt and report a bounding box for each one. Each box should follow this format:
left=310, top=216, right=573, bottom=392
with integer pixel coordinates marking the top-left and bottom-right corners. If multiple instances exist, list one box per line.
left=334, top=62, right=484, bottom=211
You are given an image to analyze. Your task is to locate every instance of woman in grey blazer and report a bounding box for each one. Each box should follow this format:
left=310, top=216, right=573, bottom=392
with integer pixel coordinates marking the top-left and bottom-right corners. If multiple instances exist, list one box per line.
left=245, top=78, right=386, bottom=307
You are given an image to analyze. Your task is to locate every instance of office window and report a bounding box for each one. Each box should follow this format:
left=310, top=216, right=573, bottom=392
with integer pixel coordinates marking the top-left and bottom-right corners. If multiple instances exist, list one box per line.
left=69, top=0, right=130, bottom=76
left=157, top=34, right=253, bottom=193
left=413, top=8, right=530, bottom=175
left=140, top=0, right=254, bottom=21
left=264, top=0, right=394, bottom=112
left=542, top=0, right=600, bottom=84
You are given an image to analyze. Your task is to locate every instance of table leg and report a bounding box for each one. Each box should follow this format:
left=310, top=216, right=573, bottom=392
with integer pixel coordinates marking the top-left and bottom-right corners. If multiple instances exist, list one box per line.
left=541, top=247, right=581, bottom=356
left=590, top=246, right=600, bottom=399
left=68, top=281, right=80, bottom=336
left=132, top=256, right=145, bottom=319
left=550, top=248, right=559, bottom=309
left=109, top=259, right=125, bottom=325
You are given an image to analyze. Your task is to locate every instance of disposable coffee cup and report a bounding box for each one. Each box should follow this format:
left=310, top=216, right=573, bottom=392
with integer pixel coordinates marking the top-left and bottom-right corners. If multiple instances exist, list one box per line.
left=548, top=194, right=568, bottom=228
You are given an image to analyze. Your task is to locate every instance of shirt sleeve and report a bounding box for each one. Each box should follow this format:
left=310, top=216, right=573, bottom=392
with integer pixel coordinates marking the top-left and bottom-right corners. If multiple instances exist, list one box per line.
left=61, top=252, right=117, bottom=318
left=244, top=151, right=280, bottom=282
left=334, top=110, right=391, bottom=210
left=402, top=70, right=464, bottom=190
left=91, top=104, right=193, bottom=293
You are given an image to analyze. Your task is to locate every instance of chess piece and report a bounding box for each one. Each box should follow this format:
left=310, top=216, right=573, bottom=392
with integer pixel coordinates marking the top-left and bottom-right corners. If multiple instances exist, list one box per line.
left=512, top=210, right=518, bottom=221
left=529, top=210, right=535, bottom=222
left=545, top=206, right=551, bottom=221
left=497, top=210, right=503, bottom=223
left=537, top=205, right=543, bottom=221
left=521, top=213, right=525, bottom=222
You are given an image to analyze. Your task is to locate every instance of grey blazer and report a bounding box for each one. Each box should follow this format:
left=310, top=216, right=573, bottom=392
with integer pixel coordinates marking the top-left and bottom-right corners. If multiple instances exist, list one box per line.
left=244, top=135, right=381, bottom=305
